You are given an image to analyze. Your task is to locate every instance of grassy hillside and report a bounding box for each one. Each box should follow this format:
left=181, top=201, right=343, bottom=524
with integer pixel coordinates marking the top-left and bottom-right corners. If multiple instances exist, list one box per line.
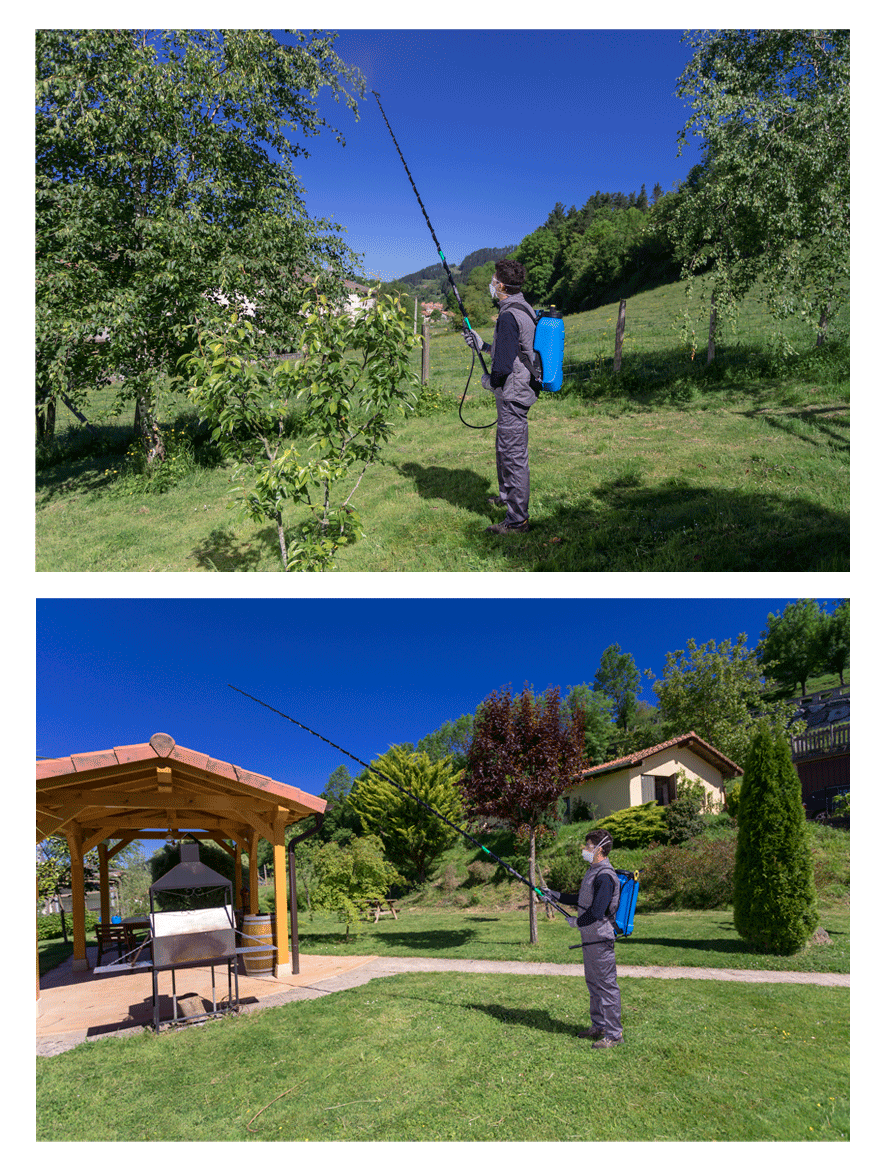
left=36, top=275, right=848, bottom=572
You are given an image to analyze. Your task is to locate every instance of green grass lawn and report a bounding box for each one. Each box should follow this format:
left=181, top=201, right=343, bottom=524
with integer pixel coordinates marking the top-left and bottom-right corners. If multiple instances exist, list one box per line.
left=36, top=971, right=849, bottom=1141
left=35, top=279, right=849, bottom=572
left=291, top=905, right=849, bottom=974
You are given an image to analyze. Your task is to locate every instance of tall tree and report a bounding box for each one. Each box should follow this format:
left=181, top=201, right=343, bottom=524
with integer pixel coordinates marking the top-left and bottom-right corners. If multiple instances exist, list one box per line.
left=818, top=600, right=850, bottom=686
left=461, top=685, right=586, bottom=944
left=348, top=747, right=463, bottom=883
left=36, top=29, right=364, bottom=449
left=563, top=683, right=615, bottom=763
left=415, top=713, right=476, bottom=771
left=594, top=643, right=641, bottom=731
left=733, top=721, right=818, bottom=954
left=757, top=599, right=826, bottom=695
left=651, top=634, right=798, bottom=767
left=672, top=30, right=849, bottom=348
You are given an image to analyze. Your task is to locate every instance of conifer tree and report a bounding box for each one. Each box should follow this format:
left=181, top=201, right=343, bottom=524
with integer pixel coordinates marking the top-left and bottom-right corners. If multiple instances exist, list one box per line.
left=733, top=721, right=818, bottom=954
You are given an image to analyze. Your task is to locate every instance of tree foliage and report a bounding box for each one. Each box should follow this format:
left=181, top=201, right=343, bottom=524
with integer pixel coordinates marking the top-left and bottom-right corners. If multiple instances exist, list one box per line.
left=672, top=30, right=849, bottom=348
left=462, top=684, right=586, bottom=943
left=733, top=722, right=818, bottom=954
left=651, top=633, right=799, bottom=769
left=311, top=835, right=404, bottom=939
left=348, top=747, right=463, bottom=883
left=36, top=29, right=364, bottom=449
left=183, top=286, right=418, bottom=570
left=757, top=598, right=849, bottom=693
left=593, top=643, right=641, bottom=731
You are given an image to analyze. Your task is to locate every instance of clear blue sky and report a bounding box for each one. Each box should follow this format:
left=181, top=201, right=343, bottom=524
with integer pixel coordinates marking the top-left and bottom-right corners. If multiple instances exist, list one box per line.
left=278, top=28, right=704, bottom=281
left=37, top=598, right=841, bottom=807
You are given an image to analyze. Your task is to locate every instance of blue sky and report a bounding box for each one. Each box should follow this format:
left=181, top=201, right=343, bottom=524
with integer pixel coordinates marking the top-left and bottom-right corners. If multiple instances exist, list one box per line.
left=279, top=28, right=704, bottom=281
left=37, top=598, right=842, bottom=811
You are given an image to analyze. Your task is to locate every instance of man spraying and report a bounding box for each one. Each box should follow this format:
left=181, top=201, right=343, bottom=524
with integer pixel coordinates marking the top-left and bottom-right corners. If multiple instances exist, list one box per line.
left=464, top=259, right=539, bottom=535
left=541, top=829, right=624, bottom=1047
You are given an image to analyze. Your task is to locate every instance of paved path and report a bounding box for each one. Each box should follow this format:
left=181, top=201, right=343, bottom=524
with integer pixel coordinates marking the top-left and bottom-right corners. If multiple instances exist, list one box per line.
left=37, top=956, right=848, bottom=1057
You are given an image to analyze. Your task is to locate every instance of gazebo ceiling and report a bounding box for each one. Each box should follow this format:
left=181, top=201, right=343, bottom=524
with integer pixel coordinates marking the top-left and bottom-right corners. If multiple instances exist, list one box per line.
left=36, top=732, right=326, bottom=851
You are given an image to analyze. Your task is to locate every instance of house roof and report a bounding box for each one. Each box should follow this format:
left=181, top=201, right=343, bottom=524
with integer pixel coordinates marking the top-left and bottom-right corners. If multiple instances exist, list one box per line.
left=567, top=731, right=742, bottom=788
left=36, top=732, right=325, bottom=850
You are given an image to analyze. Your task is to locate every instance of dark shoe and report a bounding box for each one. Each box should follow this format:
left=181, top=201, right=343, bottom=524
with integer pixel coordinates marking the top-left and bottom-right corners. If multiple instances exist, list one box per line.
left=592, top=1036, right=623, bottom=1049
left=485, top=519, right=529, bottom=535
left=487, top=496, right=507, bottom=508
left=577, top=1027, right=604, bottom=1040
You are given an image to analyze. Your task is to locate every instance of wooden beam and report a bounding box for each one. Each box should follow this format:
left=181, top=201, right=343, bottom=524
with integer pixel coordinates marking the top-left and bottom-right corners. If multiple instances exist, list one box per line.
left=272, top=808, right=289, bottom=975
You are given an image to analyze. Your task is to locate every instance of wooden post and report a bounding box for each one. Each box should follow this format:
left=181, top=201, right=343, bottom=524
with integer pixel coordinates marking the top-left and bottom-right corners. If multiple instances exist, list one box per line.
left=613, top=300, right=627, bottom=372
left=66, top=829, right=88, bottom=971
left=272, top=813, right=289, bottom=976
left=707, top=293, right=717, bottom=365
left=421, top=320, right=430, bottom=385
left=98, top=842, right=110, bottom=925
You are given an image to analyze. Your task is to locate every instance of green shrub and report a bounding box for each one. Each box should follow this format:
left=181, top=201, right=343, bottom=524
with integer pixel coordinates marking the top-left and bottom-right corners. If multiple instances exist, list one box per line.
left=595, top=802, right=667, bottom=849
left=36, top=911, right=100, bottom=939
left=664, top=777, right=707, bottom=844
left=640, top=837, right=736, bottom=909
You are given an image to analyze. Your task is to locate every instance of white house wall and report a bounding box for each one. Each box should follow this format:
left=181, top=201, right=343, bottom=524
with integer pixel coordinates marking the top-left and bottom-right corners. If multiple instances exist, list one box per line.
left=569, top=745, right=727, bottom=819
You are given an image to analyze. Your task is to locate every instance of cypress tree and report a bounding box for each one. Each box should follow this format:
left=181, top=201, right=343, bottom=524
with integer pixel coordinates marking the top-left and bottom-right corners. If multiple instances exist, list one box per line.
left=733, top=721, right=818, bottom=953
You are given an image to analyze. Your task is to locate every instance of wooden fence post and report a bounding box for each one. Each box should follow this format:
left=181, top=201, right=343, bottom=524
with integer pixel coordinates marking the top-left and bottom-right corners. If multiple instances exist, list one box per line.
left=613, top=299, right=627, bottom=372
left=421, top=321, right=430, bottom=385
left=707, top=293, right=717, bottom=365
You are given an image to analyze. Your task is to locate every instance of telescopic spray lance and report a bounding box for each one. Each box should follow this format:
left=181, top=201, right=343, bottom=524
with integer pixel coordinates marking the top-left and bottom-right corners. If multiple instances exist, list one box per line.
left=372, top=91, right=495, bottom=430
left=229, top=684, right=575, bottom=922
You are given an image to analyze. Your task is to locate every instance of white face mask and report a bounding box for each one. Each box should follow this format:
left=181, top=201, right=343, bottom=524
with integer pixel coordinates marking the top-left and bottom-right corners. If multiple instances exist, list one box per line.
left=489, top=280, right=499, bottom=301
left=582, top=848, right=598, bottom=865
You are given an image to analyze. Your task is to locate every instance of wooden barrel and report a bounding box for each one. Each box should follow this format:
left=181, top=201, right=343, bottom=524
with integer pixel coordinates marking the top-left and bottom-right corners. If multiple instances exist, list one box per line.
left=241, top=913, right=274, bottom=975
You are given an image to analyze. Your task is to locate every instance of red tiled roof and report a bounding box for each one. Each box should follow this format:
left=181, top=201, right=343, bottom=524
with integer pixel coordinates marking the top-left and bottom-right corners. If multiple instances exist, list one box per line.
left=567, top=731, right=742, bottom=786
left=36, top=731, right=325, bottom=814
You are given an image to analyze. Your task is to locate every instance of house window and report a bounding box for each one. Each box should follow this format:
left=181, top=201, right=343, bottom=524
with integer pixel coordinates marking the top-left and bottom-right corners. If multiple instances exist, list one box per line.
left=643, top=773, right=677, bottom=806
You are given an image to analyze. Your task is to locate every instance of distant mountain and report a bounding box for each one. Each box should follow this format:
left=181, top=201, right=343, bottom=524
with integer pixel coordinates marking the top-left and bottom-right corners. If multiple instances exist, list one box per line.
left=395, top=245, right=517, bottom=287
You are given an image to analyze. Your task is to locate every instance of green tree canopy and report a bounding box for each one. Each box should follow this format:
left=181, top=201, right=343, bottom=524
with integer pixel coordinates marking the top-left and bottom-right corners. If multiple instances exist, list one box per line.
left=348, top=746, right=463, bottom=883
left=818, top=600, right=850, bottom=685
left=593, top=643, right=641, bottom=731
left=673, top=30, right=849, bottom=346
left=757, top=599, right=827, bottom=695
left=36, top=29, right=364, bottom=449
left=312, top=835, right=404, bottom=940
left=650, top=633, right=798, bottom=768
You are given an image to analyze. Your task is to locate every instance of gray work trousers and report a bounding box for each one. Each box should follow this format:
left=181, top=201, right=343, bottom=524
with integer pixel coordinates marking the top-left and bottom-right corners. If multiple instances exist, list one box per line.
left=495, top=395, right=531, bottom=525
left=581, top=939, right=622, bottom=1038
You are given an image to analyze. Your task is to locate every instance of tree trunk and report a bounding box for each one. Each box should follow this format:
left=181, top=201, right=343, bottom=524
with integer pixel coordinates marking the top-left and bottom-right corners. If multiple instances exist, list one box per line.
left=613, top=300, right=627, bottom=373
left=528, top=828, right=538, bottom=945
left=816, top=303, right=831, bottom=347
left=275, top=511, right=289, bottom=570
left=707, top=294, right=717, bottom=365
left=134, top=395, right=167, bottom=464
left=36, top=387, right=57, bottom=442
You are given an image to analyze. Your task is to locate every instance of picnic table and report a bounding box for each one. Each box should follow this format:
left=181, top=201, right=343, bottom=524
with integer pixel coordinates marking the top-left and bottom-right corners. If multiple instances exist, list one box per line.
left=361, top=898, right=399, bottom=923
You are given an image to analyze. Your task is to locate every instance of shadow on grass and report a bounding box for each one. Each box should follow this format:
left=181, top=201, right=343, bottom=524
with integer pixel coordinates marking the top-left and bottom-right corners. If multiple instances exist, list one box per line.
left=478, top=483, right=848, bottom=572
left=370, top=928, right=481, bottom=952
left=397, top=462, right=495, bottom=517
left=190, top=525, right=270, bottom=571
left=394, top=992, right=577, bottom=1037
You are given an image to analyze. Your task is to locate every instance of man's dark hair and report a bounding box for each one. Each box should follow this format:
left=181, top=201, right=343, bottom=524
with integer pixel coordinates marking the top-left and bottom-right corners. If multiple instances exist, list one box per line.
left=495, top=259, right=526, bottom=293
left=585, top=829, right=613, bottom=857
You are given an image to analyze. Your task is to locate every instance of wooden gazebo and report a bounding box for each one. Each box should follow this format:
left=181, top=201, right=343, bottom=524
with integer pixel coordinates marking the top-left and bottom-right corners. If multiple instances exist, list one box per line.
left=36, top=732, right=326, bottom=976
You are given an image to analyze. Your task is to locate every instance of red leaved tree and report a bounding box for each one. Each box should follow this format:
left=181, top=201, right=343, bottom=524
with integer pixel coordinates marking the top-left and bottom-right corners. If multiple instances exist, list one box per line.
left=461, top=684, right=586, bottom=944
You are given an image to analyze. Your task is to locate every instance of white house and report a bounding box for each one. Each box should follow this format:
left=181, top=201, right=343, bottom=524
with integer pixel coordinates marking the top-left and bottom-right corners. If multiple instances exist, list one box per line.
left=562, top=731, right=742, bottom=820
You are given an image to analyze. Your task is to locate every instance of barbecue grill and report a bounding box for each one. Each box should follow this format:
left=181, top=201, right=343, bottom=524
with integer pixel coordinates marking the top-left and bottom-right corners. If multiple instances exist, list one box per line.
left=147, top=842, right=239, bottom=1032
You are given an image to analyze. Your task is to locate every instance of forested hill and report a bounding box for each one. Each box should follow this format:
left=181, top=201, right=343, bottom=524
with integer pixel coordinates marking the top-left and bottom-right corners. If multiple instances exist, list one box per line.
left=394, top=244, right=517, bottom=288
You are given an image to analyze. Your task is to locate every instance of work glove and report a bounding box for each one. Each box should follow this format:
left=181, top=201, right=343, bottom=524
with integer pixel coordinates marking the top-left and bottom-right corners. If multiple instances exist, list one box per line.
left=538, top=887, right=560, bottom=903
left=565, top=916, right=578, bottom=928
left=480, top=374, right=492, bottom=390
left=463, top=327, right=484, bottom=352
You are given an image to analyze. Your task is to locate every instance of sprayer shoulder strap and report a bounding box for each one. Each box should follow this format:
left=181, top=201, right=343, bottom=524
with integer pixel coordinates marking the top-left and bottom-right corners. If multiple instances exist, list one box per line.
left=503, top=302, right=543, bottom=387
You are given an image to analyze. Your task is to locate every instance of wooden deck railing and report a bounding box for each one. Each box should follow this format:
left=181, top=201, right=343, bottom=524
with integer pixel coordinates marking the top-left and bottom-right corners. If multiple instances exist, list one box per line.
left=791, top=724, right=849, bottom=758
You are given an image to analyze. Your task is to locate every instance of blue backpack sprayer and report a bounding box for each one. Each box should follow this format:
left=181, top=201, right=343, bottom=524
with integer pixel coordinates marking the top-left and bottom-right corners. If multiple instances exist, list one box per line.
left=229, top=684, right=638, bottom=940
left=372, top=92, right=565, bottom=429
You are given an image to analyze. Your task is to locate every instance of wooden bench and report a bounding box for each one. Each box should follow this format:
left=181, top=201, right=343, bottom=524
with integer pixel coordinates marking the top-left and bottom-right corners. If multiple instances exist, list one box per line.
left=361, top=898, right=399, bottom=923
